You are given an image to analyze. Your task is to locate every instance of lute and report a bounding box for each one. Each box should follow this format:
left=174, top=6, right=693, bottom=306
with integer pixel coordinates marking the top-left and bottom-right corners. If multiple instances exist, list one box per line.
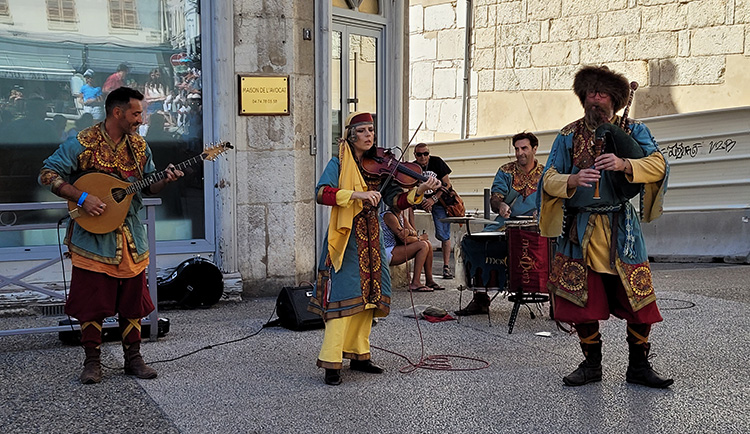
left=68, top=141, right=233, bottom=234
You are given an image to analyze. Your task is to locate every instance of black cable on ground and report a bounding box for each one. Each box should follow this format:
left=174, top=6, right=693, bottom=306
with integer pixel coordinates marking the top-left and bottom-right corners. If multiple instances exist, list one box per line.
left=149, top=307, right=277, bottom=365
left=656, top=297, right=697, bottom=310
left=56, top=215, right=275, bottom=369
left=371, top=285, right=490, bottom=373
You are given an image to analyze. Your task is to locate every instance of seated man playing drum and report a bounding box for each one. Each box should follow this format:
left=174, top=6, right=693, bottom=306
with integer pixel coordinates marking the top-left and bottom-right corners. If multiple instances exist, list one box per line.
left=456, top=132, right=544, bottom=315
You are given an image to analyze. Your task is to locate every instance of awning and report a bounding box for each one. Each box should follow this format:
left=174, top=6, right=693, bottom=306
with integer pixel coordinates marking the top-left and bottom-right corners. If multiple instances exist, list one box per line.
left=85, top=46, right=172, bottom=76
left=0, top=38, right=179, bottom=82
left=0, top=41, right=76, bottom=82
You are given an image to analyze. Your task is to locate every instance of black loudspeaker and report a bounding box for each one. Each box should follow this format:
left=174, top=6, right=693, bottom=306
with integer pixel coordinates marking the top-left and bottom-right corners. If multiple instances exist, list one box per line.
left=276, top=284, right=324, bottom=331
left=157, top=257, right=223, bottom=308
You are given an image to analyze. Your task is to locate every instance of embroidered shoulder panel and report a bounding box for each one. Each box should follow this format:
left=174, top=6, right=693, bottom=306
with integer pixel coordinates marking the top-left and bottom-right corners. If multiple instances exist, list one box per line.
left=560, top=119, right=581, bottom=136
left=501, top=160, right=543, bottom=198
left=499, top=161, right=516, bottom=174
left=77, top=125, right=148, bottom=180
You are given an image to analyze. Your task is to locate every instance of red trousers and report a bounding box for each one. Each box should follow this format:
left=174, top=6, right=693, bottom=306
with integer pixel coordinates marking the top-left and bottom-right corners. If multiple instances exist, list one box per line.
left=65, top=267, right=154, bottom=323
left=553, top=269, right=663, bottom=324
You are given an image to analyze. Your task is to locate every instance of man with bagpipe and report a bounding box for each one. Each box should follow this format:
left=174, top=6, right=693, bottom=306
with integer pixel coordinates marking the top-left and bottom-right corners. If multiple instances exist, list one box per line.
left=539, top=65, right=673, bottom=388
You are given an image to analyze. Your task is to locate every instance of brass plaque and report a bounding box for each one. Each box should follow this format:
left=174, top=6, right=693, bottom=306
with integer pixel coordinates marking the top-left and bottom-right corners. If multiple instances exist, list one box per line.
left=238, top=75, right=290, bottom=116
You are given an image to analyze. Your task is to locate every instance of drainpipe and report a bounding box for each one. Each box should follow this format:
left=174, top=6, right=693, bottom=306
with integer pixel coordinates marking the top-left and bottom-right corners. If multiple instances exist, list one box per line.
left=460, top=0, right=473, bottom=139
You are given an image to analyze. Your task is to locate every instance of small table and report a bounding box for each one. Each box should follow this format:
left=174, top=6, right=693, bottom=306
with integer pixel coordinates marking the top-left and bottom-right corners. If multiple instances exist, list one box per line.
left=439, top=216, right=498, bottom=236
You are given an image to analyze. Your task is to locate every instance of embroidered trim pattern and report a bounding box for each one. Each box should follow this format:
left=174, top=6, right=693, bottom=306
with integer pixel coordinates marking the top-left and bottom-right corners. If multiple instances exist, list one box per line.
left=355, top=176, right=384, bottom=305
left=619, top=259, right=654, bottom=299
left=500, top=160, right=543, bottom=198
left=571, top=116, right=623, bottom=170
left=77, top=124, right=147, bottom=180
left=549, top=252, right=587, bottom=306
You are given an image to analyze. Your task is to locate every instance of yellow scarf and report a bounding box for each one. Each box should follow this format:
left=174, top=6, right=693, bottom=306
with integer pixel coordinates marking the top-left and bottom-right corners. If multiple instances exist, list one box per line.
left=328, top=141, right=366, bottom=271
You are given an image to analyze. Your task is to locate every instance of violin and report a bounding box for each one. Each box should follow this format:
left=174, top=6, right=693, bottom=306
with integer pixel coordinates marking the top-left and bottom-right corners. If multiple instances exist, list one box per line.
left=361, top=147, right=429, bottom=188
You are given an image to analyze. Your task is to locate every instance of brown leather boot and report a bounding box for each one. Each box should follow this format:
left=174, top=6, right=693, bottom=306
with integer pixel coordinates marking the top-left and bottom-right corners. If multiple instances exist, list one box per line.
left=123, top=342, right=157, bottom=379
left=455, top=291, right=490, bottom=316
left=80, top=347, right=102, bottom=384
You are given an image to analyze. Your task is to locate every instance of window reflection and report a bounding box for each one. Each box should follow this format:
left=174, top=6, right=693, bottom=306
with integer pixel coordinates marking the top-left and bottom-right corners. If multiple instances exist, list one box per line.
left=0, top=0, right=204, bottom=247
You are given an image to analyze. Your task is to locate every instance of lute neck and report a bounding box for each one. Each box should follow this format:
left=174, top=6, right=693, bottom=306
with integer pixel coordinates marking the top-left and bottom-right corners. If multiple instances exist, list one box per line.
left=125, top=153, right=205, bottom=195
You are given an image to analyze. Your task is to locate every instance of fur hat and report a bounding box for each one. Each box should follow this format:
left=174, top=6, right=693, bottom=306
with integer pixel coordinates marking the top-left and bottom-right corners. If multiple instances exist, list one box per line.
left=573, top=65, right=630, bottom=112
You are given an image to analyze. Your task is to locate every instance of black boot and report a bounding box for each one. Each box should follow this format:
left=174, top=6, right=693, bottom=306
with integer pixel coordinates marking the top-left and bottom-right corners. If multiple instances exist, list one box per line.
left=350, top=359, right=384, bottom=374
left=324, top=369, right=342, bottom=385
left=563, top=341, right=603, bottom=386
left=455, top=292, right=490, bottom=316
left=626, top=342, right=673, bottom=388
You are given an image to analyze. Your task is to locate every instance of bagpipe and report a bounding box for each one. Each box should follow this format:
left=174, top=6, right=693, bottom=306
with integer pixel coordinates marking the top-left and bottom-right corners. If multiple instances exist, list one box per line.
left=593, top=81, right=645, bottom=201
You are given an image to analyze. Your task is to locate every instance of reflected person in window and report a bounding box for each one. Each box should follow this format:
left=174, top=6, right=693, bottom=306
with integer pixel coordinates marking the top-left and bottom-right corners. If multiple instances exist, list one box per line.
left=80, top=69, right=104, bottom=121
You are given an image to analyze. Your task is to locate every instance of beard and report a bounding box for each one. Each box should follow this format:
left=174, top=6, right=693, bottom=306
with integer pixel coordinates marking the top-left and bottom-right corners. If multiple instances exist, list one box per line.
left=584, top=103, right=609, bottom=128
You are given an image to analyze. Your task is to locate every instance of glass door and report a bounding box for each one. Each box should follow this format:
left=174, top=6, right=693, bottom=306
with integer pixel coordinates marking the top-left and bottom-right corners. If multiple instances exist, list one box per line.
left=331, top=25, right=380, bottom=157
left=316, top=18, right=385, bottom=263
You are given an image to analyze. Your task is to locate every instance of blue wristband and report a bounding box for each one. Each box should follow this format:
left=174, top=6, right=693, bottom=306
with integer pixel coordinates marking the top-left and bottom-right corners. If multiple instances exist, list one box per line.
left=77, top=192, right=88, bottom=207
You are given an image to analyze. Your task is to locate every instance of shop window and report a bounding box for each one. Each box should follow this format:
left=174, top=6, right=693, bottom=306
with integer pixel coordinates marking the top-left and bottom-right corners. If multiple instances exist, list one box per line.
left=109, top=0, right=138, bottom=30
left=0, top=1, right=205, bottom=248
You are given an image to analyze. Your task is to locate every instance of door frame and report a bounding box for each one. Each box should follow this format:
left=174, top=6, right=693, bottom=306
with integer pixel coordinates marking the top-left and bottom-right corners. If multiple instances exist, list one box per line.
left=313, top=1, right=405, bottom=264
left=331, top=23, right=384, bottom=161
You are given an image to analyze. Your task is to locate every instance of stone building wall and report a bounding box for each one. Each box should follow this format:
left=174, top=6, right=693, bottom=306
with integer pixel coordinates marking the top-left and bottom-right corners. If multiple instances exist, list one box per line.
left=410, top=0, right=750, bottom=140
left=234, top=1, right=317, bottom=296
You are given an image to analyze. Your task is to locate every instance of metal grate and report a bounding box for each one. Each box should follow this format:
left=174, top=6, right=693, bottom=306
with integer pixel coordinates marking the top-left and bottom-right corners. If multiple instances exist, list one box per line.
left=35, top=304, right=66, bottom=317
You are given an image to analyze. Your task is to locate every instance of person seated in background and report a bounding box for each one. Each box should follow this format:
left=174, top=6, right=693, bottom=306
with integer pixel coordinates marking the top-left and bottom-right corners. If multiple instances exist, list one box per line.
left=380, top=207, right=445, bottom=292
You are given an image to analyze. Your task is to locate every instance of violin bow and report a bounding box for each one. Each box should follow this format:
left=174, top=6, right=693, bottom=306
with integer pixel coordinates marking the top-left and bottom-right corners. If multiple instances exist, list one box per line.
left=378, top=121, right=423, bottom=194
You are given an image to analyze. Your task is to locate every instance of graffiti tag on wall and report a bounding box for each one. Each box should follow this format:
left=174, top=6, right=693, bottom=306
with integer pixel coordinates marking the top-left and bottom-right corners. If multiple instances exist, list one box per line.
left=663, top=138, right=737, bottom=160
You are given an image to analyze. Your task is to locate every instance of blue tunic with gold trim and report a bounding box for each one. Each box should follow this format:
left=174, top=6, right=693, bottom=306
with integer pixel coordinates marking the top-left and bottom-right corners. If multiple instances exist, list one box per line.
left=484, top=160, right=543, bottom=232
left=39, top=123, right=155, bottom=265
left=539, top=117, right=669, bottom=313
left=309, top=156, right=417, bottom=321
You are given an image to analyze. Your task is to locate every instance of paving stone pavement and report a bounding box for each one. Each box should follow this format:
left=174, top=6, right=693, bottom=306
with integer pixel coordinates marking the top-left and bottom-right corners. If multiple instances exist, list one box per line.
left=0, top=262, right=748, bottom=434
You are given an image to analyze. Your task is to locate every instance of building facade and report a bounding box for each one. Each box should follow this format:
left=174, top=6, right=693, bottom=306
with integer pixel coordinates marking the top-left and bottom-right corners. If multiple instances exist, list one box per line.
left=0, top=0, right=408, bottom=303
left=410, top=0, right=750, bottom=141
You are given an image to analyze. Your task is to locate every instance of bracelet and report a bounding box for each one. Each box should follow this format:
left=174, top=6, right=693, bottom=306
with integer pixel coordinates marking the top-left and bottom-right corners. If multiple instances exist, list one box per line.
left=77, top=192, right=88, bottom=207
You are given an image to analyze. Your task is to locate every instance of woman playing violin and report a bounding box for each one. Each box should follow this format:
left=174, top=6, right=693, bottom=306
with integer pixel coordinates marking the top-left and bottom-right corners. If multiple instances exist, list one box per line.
left=309, top=112, right=440, bottom=386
